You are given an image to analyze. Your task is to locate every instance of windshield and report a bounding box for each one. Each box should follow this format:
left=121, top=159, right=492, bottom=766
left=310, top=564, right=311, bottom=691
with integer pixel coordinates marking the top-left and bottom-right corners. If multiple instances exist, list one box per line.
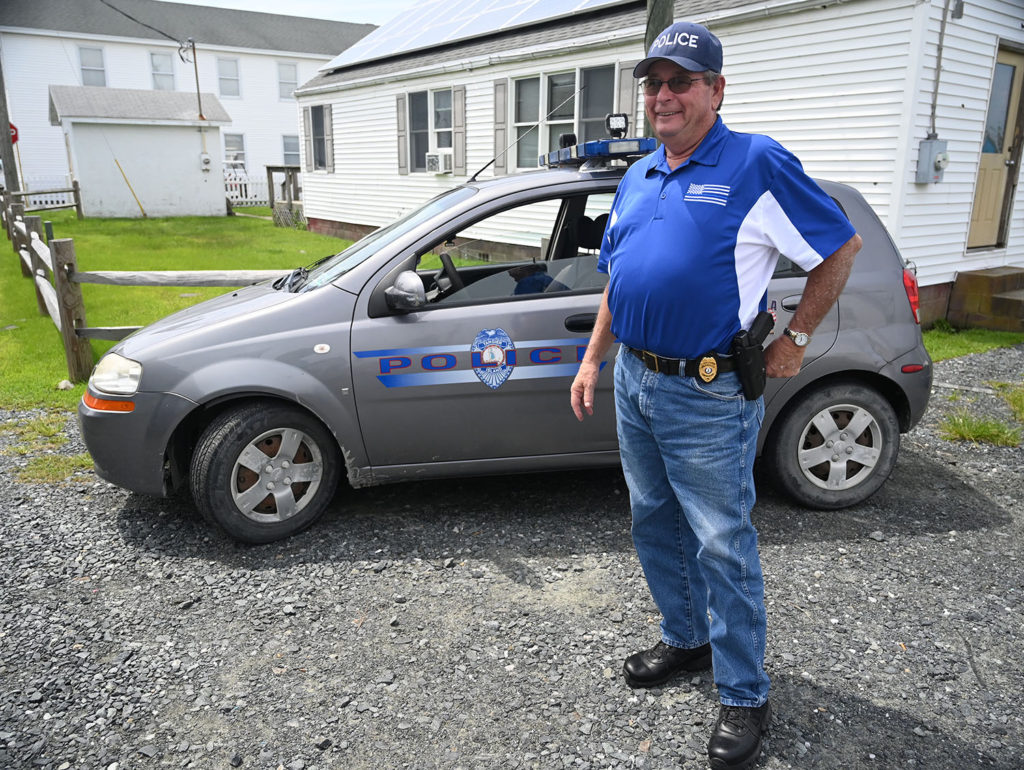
left=302, top=186, right=478, bottom=291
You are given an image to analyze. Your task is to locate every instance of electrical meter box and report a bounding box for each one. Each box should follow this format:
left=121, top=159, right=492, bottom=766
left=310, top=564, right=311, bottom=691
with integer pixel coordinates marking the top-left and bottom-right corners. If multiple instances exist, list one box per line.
left=916, top=138, right=949, bottom=184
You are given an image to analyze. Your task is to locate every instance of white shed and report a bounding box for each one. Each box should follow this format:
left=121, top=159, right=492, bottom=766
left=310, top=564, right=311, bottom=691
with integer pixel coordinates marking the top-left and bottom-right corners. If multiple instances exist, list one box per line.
left=296, top=0, right=1024, bottom=326
left=49, top=85, right=231, bottom=217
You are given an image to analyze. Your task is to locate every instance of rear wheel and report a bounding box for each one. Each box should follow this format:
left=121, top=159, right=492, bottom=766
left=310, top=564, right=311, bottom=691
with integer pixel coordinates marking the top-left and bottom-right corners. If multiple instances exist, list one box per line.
left=190, top=402, right=340, bottom=543
left=766, top=382, right=899, bottom=509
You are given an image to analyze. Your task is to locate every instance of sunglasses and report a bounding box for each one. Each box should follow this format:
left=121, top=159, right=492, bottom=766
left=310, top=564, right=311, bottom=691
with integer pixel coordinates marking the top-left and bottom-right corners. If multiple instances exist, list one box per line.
left=641, top=75, right=705, bottom=96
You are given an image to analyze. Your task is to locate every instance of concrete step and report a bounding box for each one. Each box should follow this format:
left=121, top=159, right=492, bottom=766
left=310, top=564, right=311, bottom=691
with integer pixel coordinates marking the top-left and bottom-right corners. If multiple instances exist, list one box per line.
left=948, top=266, right=1024, bottom=331
left=990, top=288, right=1024, bottom=332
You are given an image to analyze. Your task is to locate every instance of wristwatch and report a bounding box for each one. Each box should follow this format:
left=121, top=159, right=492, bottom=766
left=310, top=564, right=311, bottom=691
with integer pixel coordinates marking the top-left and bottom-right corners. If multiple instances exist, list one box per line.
left=783, top=327, right=811, bottom=347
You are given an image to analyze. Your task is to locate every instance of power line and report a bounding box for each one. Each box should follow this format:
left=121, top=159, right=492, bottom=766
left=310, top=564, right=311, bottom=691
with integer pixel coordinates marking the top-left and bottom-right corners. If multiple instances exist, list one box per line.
left=98, top=0, right=179, bottom=42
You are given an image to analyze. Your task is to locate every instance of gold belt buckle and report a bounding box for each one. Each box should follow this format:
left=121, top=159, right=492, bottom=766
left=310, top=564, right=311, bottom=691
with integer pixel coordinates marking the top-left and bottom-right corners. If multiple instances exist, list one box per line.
left=643, top=350, right=659, bottom=373
left=698, top=355, right=718, bottom=382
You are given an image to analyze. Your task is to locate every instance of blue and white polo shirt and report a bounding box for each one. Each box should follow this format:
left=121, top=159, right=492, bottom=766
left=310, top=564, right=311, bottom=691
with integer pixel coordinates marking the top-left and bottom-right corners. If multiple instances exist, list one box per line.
left=597, top=116, right=856, bottom=359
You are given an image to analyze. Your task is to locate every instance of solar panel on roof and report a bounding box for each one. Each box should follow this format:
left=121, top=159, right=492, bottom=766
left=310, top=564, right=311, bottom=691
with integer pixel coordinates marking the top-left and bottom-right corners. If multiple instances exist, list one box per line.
left=320, top=0, right=630, bottom=71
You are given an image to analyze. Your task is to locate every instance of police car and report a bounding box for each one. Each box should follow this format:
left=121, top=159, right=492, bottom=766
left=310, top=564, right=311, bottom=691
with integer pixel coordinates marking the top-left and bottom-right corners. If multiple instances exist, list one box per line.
left=79, top=129, right=932, bottom=544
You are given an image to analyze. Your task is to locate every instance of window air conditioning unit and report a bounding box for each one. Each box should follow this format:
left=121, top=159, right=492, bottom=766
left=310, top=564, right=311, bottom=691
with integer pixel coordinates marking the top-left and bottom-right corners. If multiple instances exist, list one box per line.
left=425, top=149, right=454, bottom=174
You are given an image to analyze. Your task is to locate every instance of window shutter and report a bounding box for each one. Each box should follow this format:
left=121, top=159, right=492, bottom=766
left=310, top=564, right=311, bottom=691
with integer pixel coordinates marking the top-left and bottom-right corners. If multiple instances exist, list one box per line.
left=323, top=104, right=334, bottom=173
left=493, top=78, right=508, bottom=176
left=396, top=94, right=408, bottom=175
left=303, top=106, right=313, bottom=172
left=616, top=61, right=638, bottom=134
left=452, top=85, right=466, bottom=176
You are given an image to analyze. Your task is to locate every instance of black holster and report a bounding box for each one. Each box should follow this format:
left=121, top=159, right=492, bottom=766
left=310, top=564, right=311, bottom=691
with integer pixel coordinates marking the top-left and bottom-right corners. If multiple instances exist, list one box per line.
left=730, top=311, right=775, bottom=400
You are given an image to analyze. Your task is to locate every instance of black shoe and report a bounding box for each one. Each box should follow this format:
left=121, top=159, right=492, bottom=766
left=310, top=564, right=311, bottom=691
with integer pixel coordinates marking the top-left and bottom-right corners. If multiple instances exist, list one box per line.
left=707, top=701, right=771, bottom=770
left=622, top=640, right=712, bottom=688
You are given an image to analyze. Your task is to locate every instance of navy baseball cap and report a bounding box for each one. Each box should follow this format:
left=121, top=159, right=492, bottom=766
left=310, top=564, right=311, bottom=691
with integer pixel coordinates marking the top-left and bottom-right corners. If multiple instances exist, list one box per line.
left=633, top=21, right=723, bottom=77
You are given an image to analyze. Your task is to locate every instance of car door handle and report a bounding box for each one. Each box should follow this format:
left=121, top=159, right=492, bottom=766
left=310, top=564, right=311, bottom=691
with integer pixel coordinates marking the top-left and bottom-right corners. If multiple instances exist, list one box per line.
left=781, top=295, right=802, bottom=312
left=565, top=313, right=596, bottom=333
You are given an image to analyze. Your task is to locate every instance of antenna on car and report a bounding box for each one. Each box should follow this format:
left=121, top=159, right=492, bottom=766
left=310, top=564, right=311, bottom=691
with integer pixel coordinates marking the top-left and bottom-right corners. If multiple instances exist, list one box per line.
left=467, top=87, right=585, bottom=183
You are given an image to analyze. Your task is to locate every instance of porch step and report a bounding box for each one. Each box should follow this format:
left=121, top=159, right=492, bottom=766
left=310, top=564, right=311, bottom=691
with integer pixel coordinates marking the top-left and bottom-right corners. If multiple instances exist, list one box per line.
left=947, top=266, right=1024, bottom=332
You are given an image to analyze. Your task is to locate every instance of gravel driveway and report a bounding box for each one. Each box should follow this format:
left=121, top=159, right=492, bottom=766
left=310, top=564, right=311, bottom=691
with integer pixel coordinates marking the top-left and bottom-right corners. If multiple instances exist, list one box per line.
left=2, top=346, right=1022, bottom=770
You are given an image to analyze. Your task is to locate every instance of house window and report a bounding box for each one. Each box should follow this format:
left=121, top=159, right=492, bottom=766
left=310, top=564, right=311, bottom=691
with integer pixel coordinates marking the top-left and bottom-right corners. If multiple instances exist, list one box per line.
left=310, top=105, right=329, bottom=169
left=514, top=78, right=540, bottom=168
left=434, top=89, right=452, bottom=149
left=278, top=62, right=298, bottom=100
left=218, top=58, right=240, bottom=97
left=283, top=135, right=300, bottom=165
left=224, top=133, right=246, bottom=171
left=579, top=65, right=614, bottom=143
left=545, top=72, right=575, bottom=153
left=80, top=46, right=106, bottom=87
left=513, top=65, right=616, bottom=168
left=408, top=89, right=454, bottom=172
left=151, top=52, right=174, bottom=91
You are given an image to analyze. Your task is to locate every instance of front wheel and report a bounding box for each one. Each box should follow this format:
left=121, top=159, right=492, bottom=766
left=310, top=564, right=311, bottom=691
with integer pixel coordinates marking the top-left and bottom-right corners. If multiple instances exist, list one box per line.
left=765, top=382, right=899, bottom=509
left=190, top=402, right=340, bottom=543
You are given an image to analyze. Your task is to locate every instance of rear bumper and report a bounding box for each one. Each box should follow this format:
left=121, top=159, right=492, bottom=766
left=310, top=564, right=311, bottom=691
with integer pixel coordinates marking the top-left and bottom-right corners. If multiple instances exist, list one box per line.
left=78, top=390, right=199, bottom=497
left=879, top=344, right=933, bottom=432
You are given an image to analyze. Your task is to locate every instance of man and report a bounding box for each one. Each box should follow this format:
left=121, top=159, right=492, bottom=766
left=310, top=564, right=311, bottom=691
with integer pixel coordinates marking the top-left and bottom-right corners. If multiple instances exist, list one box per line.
left=570, top=20, right=861, bottom=770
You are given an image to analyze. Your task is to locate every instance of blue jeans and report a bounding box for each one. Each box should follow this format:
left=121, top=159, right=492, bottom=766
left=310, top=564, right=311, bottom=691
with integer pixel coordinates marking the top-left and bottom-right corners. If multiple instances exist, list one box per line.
left=614, top=347, right=769, bottom=707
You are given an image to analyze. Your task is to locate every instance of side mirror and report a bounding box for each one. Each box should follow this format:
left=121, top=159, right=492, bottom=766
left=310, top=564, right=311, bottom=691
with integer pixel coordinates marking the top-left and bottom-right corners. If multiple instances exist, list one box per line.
left=384, top=270, right=426, bottom=312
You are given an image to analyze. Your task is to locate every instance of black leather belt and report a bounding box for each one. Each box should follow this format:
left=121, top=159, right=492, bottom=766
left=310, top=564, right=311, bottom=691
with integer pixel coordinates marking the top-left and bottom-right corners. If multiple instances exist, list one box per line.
left=627, top=346, right=736, bottom=379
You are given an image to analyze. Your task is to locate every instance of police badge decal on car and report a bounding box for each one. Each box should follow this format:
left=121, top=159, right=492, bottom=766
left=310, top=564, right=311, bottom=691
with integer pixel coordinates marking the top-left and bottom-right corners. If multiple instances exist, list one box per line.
left=471, top=329, right=516, bottom=390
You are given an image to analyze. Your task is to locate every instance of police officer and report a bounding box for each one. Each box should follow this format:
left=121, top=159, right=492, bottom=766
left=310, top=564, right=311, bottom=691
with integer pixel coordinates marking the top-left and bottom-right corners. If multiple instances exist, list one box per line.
left=571, top=20, right=861, bottom=770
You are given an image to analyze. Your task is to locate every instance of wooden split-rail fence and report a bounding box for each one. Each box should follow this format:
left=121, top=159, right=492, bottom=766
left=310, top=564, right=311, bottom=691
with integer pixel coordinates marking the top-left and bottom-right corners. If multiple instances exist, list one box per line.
left=2, top=192, right=287, bottom=383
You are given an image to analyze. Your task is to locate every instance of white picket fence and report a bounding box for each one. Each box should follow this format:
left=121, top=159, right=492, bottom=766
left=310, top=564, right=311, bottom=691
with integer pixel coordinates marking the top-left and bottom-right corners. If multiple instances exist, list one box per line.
left=21, top=176, right=76, bottom=209
left=224, top=171, right=269, bottom=207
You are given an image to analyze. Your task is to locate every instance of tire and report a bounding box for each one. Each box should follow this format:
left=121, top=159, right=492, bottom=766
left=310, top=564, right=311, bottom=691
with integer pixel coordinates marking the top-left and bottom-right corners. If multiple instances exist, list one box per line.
left=766, top=381, right=899, bottom=509
left=189, top=402, right=340, bottom=544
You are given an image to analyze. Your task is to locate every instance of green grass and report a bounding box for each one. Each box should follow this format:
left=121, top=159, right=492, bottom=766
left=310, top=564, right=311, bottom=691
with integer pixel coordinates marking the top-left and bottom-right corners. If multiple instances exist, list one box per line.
left=0, top=411, right=94, bottom=483
left=992, top=382, right=1024, bottom=423
left=923, top=320, right=1024, bottom=362
left=16, top=452, right=95, bottom=483
left=232, top=205, right=273, bottom=218
left=1, top=208, right=350, bottom=408
left=938, top=408, right=1021, bottom=447
left=0, top=413, right=69, bottom=454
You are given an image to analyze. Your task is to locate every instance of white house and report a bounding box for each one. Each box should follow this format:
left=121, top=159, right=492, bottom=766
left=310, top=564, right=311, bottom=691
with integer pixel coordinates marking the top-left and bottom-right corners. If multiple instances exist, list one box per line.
left=295, top=0, right=1024, bottom=325
left=0, top=0, right=373, bottom=200
left=49, top=85, right=231, bottom=217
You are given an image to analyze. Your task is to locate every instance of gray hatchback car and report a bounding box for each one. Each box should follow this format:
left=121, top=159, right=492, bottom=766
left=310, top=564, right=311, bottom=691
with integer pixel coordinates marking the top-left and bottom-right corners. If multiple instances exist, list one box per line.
left=79, top=140, right=932, bottom=543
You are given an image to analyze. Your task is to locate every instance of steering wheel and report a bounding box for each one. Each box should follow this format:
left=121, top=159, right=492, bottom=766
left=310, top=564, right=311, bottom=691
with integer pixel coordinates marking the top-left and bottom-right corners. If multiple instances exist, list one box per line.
left=438, top=252, right=465, bottom=292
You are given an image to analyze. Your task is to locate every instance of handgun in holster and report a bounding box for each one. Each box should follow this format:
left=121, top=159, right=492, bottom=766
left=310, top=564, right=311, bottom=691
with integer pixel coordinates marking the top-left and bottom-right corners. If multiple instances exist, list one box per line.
left=730, top=311, right=775, bottom=400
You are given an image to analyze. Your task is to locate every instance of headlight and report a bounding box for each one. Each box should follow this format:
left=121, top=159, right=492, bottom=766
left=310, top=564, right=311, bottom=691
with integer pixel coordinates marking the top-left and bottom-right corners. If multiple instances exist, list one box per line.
left=90, top=353, right=142, bottom=395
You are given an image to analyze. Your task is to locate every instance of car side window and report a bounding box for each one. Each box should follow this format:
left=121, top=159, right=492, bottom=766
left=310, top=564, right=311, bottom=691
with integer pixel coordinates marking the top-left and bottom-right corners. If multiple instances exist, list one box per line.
left=772, top=195, right=850, bottom=279
left=428, top=192, right=612, bottom=306
left=772, top=255, right=806, bottom=278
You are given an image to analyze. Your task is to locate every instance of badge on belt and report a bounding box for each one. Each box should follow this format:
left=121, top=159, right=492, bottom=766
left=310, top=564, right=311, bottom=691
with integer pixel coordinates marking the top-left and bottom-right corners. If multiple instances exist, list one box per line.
left=698, top=356, right=718, bottom=383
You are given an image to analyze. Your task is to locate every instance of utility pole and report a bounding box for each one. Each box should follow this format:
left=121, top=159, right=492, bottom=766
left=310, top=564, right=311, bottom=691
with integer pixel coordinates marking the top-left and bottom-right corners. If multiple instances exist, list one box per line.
left=644, top=0, right=673, bottom=137
left=0, top=55, right=21, bottom=191
left=645, top=0, right=673, bottom=52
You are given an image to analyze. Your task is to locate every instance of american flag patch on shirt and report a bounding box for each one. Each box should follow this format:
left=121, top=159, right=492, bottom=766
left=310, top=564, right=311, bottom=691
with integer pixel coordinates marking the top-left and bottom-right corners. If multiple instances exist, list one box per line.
left=684, top=183, right=730, bottom=206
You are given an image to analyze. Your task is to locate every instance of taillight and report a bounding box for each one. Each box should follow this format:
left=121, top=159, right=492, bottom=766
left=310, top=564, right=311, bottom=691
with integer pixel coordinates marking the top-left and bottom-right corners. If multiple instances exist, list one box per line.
left=902, top=268, right=921, bottom=324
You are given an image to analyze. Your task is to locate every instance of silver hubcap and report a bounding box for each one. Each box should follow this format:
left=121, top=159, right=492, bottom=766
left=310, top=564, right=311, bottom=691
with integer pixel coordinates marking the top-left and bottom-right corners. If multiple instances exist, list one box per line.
left=231, top=427, right=323, bottom=523
left=797, top=403, right=882, bottom=491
